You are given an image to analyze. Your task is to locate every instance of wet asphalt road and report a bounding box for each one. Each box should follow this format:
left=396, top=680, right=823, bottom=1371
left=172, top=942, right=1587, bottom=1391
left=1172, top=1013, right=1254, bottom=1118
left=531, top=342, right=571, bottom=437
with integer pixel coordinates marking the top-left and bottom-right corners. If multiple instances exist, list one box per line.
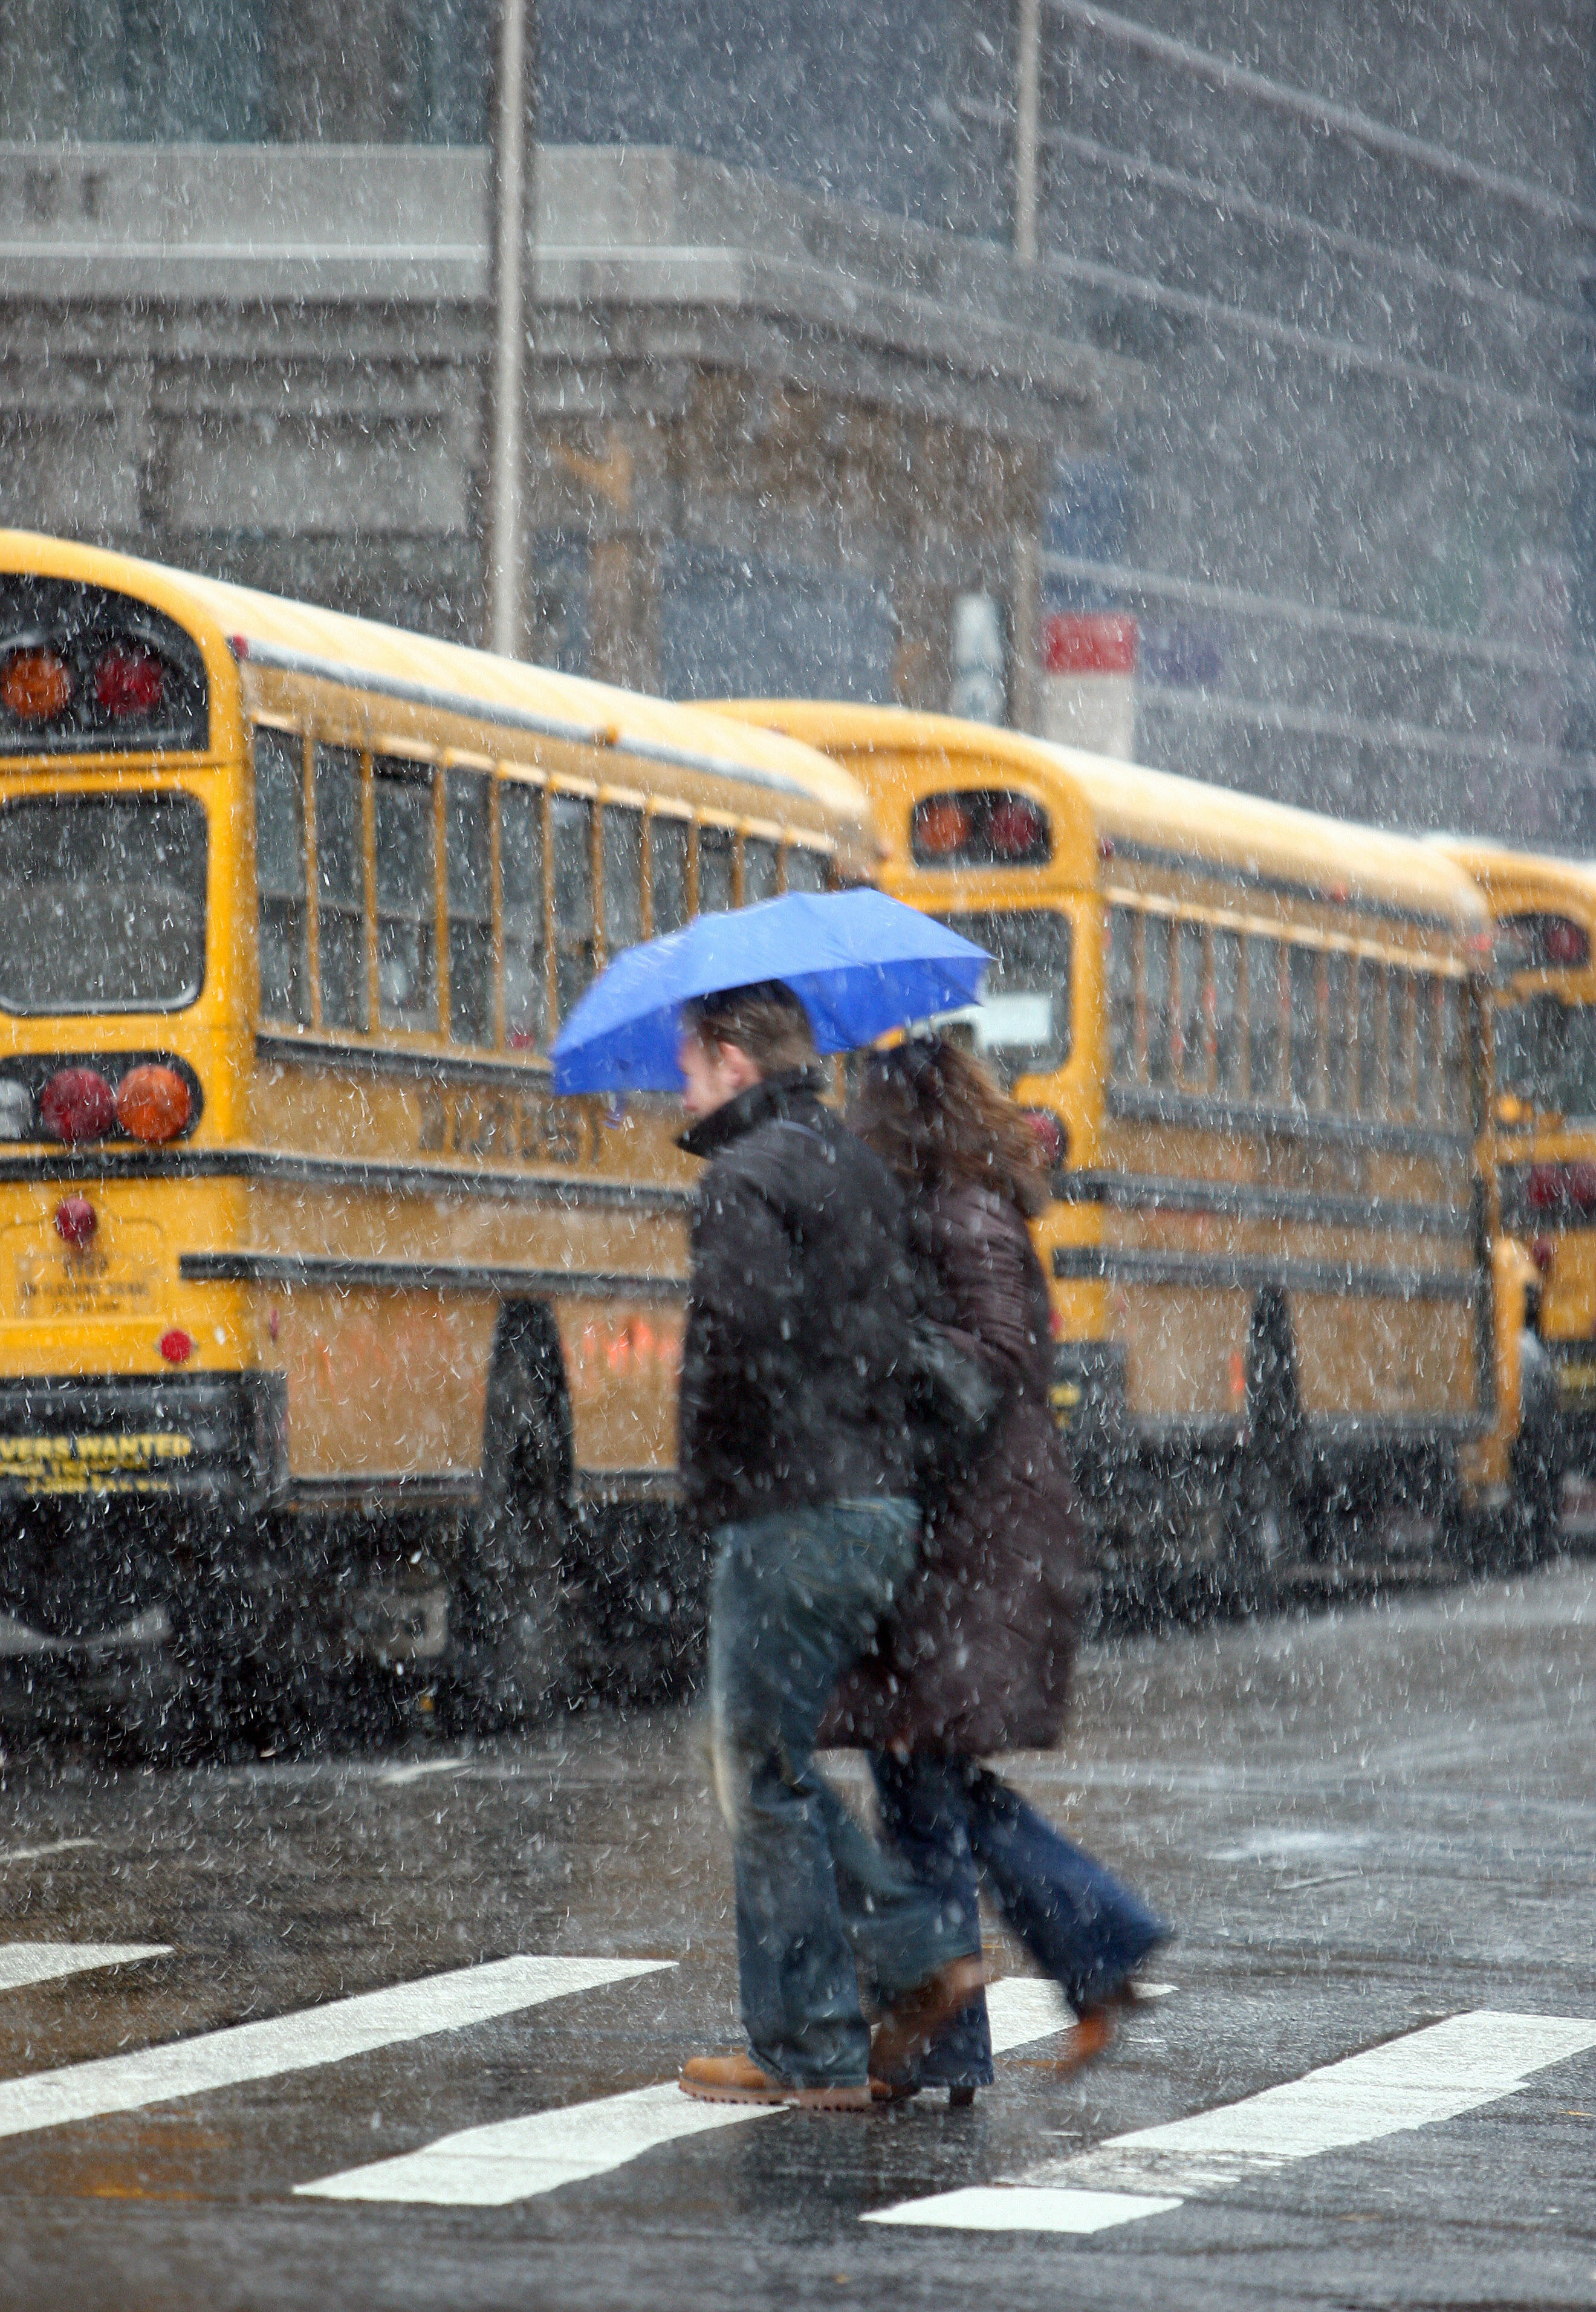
left=0, top=1565, right=1591, bottom=2311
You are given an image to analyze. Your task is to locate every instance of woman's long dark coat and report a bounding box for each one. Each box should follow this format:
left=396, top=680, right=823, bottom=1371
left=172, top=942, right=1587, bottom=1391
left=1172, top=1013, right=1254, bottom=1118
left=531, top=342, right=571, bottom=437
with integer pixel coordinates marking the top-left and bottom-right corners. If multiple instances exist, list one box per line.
left=822, top=1180, right=1085, bottom=1756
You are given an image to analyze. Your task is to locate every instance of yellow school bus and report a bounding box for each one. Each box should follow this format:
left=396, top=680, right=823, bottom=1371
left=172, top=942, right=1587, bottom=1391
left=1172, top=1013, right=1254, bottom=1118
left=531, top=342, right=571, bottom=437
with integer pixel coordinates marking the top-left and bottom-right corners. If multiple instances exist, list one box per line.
left=1438, top=840, right=1596, bottom=1511
left=0, top=532, right=874, bottom=1725
left=723, top=703, right=1500, bottom=1587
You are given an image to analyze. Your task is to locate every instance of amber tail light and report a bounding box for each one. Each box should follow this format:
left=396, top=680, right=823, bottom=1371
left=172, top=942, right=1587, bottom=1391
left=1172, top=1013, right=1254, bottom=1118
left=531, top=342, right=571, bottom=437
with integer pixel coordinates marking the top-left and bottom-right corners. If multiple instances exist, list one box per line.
left=115, top=1063, right=192, bottom=1144
left=0, top=646, right=73, bottom=721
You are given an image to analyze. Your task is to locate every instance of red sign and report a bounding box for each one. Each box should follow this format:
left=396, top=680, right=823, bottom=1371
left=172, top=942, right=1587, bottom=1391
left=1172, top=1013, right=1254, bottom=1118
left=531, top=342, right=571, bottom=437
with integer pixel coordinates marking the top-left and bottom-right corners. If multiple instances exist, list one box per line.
left=1041, top=612, right=1138, bottom=676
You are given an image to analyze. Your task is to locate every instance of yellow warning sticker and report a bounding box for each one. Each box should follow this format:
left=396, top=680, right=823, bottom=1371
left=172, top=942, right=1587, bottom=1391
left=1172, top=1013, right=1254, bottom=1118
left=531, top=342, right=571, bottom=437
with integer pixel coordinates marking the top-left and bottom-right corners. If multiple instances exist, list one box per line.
left=0, top=1433, right=193, bottom=1493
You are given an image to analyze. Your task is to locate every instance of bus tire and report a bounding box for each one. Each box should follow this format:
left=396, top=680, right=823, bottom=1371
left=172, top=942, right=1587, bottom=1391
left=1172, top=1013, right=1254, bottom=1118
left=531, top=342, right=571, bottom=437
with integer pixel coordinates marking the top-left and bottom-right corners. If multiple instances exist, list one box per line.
left=1225, top=1286, right=1303, bottom=1605
left=1508, top=1434, right=1560, bottom=1570
left=451, top=1323, right=575, bottom=1729
left=1222, top=1452, right=1294, bottom=1609
left=1510, top=1328, right=1562, bottom=1570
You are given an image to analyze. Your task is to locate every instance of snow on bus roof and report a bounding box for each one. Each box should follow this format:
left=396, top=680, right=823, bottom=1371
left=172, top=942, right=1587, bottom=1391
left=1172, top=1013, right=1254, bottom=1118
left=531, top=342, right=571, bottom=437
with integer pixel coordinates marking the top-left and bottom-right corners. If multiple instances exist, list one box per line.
left=1435, top=837, right=1596, bottom=926
left=719, top=700, right=1488, bottom=930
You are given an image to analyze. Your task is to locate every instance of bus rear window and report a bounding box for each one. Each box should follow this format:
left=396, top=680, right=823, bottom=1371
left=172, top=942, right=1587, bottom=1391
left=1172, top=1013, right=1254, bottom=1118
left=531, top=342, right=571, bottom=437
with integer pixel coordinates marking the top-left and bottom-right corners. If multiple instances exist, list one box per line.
left=934, top=909, right=1072, bottom=1085
left=0, top=794, right=208, bottom=1014
left=1497, top=996, right=1596, bottom=1121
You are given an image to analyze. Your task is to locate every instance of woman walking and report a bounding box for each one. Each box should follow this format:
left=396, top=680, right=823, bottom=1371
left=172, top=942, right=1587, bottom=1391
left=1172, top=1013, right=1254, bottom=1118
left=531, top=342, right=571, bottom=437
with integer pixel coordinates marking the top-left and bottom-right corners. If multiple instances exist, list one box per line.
left=824, top=1037, right=1170, bottom=2100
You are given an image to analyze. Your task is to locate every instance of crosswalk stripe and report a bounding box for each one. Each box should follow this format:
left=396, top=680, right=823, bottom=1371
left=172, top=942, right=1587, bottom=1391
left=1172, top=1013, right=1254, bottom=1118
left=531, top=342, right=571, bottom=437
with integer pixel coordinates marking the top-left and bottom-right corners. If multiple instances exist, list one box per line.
left=864, top=2009, right=1596, bottom=2232
left=296, top=1973, right=1086, bottom=2206
left=0, top=1840, right=100, bottom=1867
left=0, top=1944, right=169, bottom=1993
left=0, top=1955, right=670, bottom=2143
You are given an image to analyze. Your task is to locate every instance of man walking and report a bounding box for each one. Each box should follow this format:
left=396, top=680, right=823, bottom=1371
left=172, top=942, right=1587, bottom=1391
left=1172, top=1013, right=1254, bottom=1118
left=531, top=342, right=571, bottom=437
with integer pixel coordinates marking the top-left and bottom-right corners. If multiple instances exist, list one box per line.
left=674, top=980, right=982, bottom=2111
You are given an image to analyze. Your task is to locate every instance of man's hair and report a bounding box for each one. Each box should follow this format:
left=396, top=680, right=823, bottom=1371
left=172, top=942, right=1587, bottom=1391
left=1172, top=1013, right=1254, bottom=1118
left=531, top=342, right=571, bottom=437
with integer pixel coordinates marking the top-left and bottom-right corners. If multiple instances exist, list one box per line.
left=683, top=979, right=816, bottom=1077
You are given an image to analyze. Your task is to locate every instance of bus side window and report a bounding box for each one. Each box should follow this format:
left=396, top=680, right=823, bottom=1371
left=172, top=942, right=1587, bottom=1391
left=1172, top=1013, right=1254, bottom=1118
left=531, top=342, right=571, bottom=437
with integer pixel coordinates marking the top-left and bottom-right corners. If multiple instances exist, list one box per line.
left=446, top=771, right=492, bottom=1045
left=744, top=836, right=780, bottom=904
left=1389, top=969, right=1414, bottom=1116
left=698, top=826, right=735, bottom=914
left=650, top=816, right=690, bottom=934
left=374, top=760, right=437, bottom=1031
left=1107, top=905, right=1137, bottom=1083
left=551, top=794, right=595, bottom=1024
left=1440, top=979, right=1467, bottom=1127
left=1144, top=916, right=1172, bottom=1086
left=783, top=845, right=829, bottom=894
left=1413, top=975, right=1438, bottom=1120
left=1213, top=927, right=1244, bottom=1095
left=1326, top=952, right=1351, bottom=1112
left=1357, top=958, right=1384, bottom=1115
left=603, top=804, right=644, bottom=956
left=1176, top=919, right=1207, bottom=1091
left=1288, top=946, right=1320, bottom=1108
left=501, top=781, right=546, bottom=1051
left=254, top=729, right=310, bottom=1026
left=316, top=746, right=368, bottom=1033
left=1248, top=937, right=1280, bottom=1102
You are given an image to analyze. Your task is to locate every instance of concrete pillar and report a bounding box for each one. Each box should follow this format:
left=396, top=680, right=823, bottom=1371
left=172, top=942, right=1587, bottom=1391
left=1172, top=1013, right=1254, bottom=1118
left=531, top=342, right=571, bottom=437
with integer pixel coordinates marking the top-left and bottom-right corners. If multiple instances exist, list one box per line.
left=890, top=570, right=955, bottom=713
left=587, top=535, right=661, bottom=695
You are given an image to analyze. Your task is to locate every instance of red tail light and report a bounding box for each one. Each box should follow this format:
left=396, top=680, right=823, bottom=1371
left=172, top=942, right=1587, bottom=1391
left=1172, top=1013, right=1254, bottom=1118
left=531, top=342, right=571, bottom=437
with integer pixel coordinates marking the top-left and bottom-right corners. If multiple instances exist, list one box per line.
left=1, top=647, right=73, bottom=721
left=93, top=646, right=166, bottom=718
left=988, top=797, right=1046, bottom=858
left=1524, top=1161, right=1596, bottom=1213
left=54, top=1196, right=97, bottom=1249
left=159, top=1329, right=193, bottom=1365
left=39, top=1067, right=116, bottom=1143
left=1543, top=919, right=1589, bottom=967
left=115, top=1063, right=192, bottom=1144
left=1023, top=1108, right=1068, bottom=1167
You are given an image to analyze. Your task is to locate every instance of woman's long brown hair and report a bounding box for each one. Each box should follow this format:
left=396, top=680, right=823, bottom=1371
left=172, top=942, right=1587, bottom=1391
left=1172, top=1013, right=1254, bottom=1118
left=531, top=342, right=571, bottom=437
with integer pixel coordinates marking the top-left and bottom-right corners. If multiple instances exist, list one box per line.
left=852, top=1037, right=1049, bottom=1216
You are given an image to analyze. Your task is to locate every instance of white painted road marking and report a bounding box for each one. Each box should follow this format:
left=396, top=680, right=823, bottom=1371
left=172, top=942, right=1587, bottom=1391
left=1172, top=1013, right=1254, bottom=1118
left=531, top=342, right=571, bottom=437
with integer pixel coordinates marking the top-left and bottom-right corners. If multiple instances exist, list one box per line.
left=0, top=1944, right=169, bottom=1993
left=299, top=2078, right=758, bottom=2203
left=0, top=1840, right=100, bottom=1867
left=372, top=1757, right=472, bottom=1788
left=866, top=2008, right=1596, bottom=2233
left=297, top=1972, right=1111, bottom=2206
left=0, top=1955, right=670, bottom=2143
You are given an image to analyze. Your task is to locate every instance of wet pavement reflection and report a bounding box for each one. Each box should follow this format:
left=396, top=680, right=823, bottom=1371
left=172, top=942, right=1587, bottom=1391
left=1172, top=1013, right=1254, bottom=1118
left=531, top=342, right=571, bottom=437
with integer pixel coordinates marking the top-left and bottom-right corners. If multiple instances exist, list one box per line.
left=0, top=1566, right=1590, bottom=2310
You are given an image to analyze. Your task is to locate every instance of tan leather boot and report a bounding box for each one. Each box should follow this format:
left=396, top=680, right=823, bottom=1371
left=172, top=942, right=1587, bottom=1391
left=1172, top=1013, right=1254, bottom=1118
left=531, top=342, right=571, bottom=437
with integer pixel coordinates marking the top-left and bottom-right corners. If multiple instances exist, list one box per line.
left=680, top=2051, right=875, bottom=2111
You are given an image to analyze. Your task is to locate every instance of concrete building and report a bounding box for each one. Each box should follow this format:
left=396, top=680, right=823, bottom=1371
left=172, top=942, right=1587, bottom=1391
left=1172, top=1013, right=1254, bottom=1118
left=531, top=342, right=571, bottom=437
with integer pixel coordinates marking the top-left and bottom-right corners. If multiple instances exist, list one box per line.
left=1, top=0, right=1592, bottom=842
left=0, top=136, right=1123, bottom=718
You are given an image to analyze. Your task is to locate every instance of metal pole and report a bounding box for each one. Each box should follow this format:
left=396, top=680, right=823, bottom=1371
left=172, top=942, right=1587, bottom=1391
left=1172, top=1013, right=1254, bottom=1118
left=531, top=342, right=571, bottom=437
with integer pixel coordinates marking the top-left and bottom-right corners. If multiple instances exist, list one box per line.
left=487, top=0, right=536, bottom=658
left=1010, top=0, right=1043, bottom=727
left=1010, top=530, right=1040, bottom=734
left=1014, top=0, right=1042, bottom=265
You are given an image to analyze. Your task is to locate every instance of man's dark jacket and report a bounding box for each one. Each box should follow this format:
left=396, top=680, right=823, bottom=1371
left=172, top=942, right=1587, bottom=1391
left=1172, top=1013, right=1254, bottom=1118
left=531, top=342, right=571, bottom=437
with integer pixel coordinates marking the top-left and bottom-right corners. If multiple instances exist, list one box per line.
left=676, top=1068, right=917, bottom=1531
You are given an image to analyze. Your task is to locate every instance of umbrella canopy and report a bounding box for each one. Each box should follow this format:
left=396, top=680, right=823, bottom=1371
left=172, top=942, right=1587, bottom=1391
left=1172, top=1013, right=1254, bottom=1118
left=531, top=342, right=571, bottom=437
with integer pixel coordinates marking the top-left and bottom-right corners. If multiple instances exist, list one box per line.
left=550, top=888, right=990, bottom=1093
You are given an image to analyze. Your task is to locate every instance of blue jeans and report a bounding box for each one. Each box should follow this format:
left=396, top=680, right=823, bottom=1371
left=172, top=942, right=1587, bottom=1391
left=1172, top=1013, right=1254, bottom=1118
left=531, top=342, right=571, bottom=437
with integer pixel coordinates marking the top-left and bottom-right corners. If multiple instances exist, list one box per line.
left=871, top=1755, right=1173, bottom=2086
left=708, top=1499, right=979, bottom=2088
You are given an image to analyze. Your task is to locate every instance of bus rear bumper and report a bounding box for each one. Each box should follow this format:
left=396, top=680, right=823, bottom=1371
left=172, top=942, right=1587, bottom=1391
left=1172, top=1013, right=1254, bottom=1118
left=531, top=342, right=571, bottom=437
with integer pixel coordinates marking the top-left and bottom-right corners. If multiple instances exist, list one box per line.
left=0, top=1373, right=288, bottom=1509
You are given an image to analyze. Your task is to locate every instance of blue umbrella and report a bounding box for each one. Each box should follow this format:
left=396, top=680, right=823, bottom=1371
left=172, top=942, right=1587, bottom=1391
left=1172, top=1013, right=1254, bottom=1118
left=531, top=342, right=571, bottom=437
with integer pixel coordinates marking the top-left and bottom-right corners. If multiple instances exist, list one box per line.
left=550, top=888, right=990, bottom=1093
